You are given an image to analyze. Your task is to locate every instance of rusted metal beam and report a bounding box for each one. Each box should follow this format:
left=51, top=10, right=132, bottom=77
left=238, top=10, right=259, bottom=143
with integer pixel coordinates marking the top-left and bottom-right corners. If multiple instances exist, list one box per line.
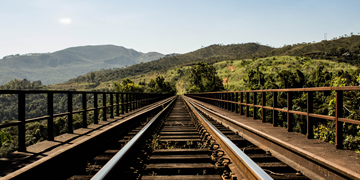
left=287, top=92, right=293, bottom=132
left=307, top=92, right=313, bottom=139
left=335, top=90, right=343, bottom=149
left=272, top=92, right=277, bottom=127
left=82, top=92, right=87, bottom=128
left=18, top=92, right=26, bottom=152
left=47, top=92, right=54, bottom=141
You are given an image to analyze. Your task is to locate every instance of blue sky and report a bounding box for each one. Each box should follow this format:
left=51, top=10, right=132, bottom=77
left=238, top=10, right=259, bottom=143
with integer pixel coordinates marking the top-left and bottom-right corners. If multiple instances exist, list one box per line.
left=1, top=0, right=359, bottom=58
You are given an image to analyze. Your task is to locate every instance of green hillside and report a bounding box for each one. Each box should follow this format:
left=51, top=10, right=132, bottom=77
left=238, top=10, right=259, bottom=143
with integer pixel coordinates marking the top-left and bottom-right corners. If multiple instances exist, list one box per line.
left=63, top=43, right=273, bottom=85
left=267, top=35, right=360, bottom=65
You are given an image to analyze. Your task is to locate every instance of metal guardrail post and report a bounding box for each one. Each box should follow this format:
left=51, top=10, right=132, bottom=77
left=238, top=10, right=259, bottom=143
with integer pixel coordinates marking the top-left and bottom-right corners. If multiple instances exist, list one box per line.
left=82, top=92, right=87, bottom=128
left=121, top=93, right=124, bottom=114
left=253, top=92, right=257, bottom=120
left=116, top=93, right=120, bottom=116
left=110, top=93, right=114, bottom=118
left=240, top=92, right=243, bottom=115
left=47, top=92, right=54, bottom=141
left=307, top=92, right=313, bottom=139
left=246, top=92, right=249, bottom=117
left=94, top=93, right=98, bottom=124
left=262, top=92, right=266, bottom=123
left=227, top=93, right=230, bottom=111
left=235, top=92, right=239, bottom=113
left=18, top=92, right=26, bottom=152
left=231, top=93, right=235, bottom=112
left=273, top=92, right=278, bottom=127
left=287, top=92, right=293, bottom=132
left=125, top=93, right=129, bottom=113
left=68, top=92, right=73, bottom=133
left=130, top=93, right=133, bottom=111
left=336, top=90, right=343, bottom=149
left=103, top=93, right=107, bottom=121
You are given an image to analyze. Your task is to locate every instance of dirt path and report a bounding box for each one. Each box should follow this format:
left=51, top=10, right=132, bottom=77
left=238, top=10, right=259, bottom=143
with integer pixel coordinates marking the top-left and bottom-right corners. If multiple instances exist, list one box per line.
left=222, top=77, right=227, bottom=85
left=227, top=65, right=235, bottom=71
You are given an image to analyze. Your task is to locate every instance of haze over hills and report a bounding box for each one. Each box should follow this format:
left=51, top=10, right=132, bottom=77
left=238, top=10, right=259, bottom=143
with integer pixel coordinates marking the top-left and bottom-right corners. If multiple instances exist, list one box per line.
left=0, top=45, right=164, bottom=85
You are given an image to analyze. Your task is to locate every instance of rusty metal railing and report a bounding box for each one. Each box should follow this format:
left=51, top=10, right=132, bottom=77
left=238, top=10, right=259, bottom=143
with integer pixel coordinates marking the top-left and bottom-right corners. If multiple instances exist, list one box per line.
left=185, top=86, right=360, bottom=149
left=0, top=90, right=172, bottom=152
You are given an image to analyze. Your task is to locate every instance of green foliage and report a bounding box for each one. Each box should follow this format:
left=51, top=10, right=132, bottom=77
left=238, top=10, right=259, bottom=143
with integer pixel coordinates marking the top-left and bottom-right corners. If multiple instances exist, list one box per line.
left=186, top=62, right=224, bottom=93
left=0, top=130, right=12, bottom=146
left=114, top=76, right=176, bottom=94
left=113, top=78, right=143, bottom=93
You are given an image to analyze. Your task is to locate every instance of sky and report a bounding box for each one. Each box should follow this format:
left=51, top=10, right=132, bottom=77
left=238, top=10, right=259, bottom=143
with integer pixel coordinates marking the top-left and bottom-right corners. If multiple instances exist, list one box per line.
left=1, top=0, right=360, bottom=58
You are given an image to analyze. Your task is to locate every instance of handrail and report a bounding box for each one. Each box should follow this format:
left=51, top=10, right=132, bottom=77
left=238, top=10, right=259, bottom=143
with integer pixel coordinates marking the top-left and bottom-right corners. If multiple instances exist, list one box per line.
left=183, top=96, right=273, bottom=180
left=186, top=86, right=360, bottom=93
left=91, top=96, right=177, bottom=180
left=0, top=89, right=173, bottom=152
left=185, top=86, right=360, bottom=149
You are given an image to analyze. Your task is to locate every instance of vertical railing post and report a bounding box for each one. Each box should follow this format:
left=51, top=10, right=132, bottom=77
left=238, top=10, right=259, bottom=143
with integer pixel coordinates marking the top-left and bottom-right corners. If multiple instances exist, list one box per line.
left=287, top=92, right=293, bottom=132
left=18, top=92, right=26, bottom=152
left=68, top=92, right=73, bottom=133
left=131, top=93, right=134, bottom=111
left=116, top=93, right=120, bottom=116
left=94, top=93, right=98, bottom=124
left=253, top=92, right=257, bottom=120
left=272, top=92, right=278, bottom=127
left=47, top=92, right=54, bottom=141
left=231, top=93, right=235, bottom=112
left=82, top=92, right=87, bottom=128
left=223, top=93, right=226, bottom=109
left=240, top=92, right=243, bottom=115
left=103, top=93, right=107, bottom=121
left=126, top=93, right=129, bottom=113
left=335, top=90, right=343, bottom=149
left=121, top=93, right=124, bottom=114
left=129, top=93, right=132, bottom=111
left=110, top=93, right=114, bottom=118
left=307, top=92, right=313, bottom=139
left=235, top=92, right=239, bottom=113
left=135, top=93, right=138, bottom=109
left=245, top=92, right=249, bottom=117
left=227, top=93, right=231, bottom=111
left=262, top=92, right=266, bottom=123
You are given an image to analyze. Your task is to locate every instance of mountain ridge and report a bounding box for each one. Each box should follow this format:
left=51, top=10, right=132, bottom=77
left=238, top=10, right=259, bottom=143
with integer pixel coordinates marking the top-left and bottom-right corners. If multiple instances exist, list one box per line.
left=0, top=45, right=164, bottom=85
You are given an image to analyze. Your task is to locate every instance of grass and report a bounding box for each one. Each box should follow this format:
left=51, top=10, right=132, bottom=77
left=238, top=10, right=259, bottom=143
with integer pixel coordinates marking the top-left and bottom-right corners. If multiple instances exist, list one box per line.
left=214, top=56, right=357, bottom=90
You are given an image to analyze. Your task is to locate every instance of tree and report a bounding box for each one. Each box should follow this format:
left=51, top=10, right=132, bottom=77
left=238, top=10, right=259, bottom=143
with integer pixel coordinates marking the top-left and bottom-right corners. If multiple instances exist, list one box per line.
left=186, top=62, right=224, bottom=93
left=90, top=72, right=96, bottom=83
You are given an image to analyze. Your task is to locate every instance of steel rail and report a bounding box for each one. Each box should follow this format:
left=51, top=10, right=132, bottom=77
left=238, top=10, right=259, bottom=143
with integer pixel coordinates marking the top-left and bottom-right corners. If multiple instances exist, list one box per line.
left=183, top=96, right=273, bottom=180
left=186, top=96, right=360, bottom=180
left=91, top=96, right=177, bottom=180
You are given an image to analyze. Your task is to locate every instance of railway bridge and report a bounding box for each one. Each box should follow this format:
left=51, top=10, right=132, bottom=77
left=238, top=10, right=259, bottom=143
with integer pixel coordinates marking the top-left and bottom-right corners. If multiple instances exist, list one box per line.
left=0, top=87, right=360, bottom=179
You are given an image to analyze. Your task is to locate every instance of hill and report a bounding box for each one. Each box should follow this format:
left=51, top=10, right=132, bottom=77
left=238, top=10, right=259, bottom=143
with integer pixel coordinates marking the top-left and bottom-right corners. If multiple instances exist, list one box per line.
left=62, top=43, right=273, bottom=85
left=0, top=45, right=164, bottom=85
left=267, top=35, right=360, bottom=65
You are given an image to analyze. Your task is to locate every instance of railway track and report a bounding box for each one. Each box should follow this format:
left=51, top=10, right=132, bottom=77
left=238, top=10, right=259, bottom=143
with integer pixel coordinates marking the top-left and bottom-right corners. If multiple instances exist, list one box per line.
left=63, top=96, right=311, bottom=180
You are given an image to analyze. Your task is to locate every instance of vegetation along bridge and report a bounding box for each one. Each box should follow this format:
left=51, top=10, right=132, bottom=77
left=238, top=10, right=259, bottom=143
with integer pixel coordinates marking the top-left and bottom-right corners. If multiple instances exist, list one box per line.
left=0, top=87, right=360, bottom=179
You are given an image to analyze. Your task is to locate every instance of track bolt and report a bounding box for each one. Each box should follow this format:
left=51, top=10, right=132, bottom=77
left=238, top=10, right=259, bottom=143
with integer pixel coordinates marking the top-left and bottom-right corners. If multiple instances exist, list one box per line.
left=266, top=151, right=271, bottom=155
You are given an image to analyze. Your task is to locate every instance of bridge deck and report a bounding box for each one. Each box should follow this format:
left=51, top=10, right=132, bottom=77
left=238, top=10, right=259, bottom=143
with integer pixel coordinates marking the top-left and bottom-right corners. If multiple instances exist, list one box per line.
left=190, top=98, right=360, bottom=179
left=0, top=98, right=169, bottom=178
